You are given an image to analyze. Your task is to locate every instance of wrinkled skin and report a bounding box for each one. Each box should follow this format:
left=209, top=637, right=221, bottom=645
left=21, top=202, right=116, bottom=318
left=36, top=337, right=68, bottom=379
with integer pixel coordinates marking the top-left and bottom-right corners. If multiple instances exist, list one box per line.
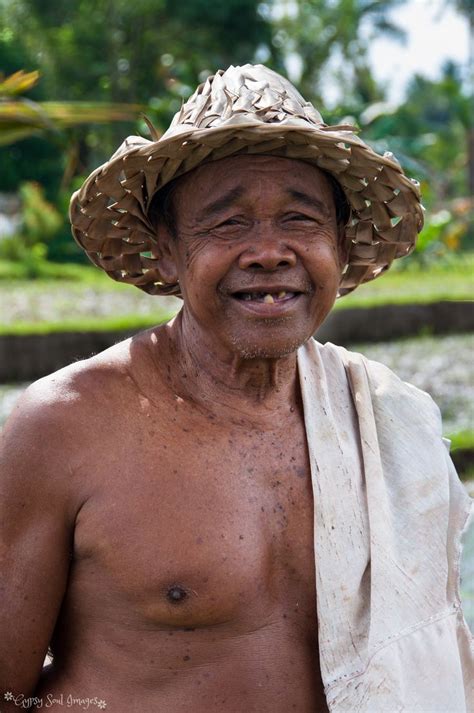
left=160, top=155, right=344, bottom=365
left=0, top=156, right=345, bottom=712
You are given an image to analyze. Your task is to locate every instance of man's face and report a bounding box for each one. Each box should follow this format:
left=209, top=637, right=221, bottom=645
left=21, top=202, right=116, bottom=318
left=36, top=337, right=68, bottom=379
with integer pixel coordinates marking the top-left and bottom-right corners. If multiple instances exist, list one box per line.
left=161, top=155, right=345, bottom=359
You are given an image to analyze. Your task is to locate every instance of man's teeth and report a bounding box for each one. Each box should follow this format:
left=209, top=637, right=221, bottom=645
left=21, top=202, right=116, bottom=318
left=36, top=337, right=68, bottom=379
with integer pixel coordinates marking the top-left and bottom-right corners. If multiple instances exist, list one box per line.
left=239, top=290, right=292, bottom=303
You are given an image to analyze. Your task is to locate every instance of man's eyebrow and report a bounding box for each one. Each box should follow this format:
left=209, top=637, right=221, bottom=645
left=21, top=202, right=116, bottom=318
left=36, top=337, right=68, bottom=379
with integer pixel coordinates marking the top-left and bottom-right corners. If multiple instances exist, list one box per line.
left=286, top=189, right=330, bottom=216
left=196, top=185, right=331, bottom=221
left=197, top=186, right=245, bottom=221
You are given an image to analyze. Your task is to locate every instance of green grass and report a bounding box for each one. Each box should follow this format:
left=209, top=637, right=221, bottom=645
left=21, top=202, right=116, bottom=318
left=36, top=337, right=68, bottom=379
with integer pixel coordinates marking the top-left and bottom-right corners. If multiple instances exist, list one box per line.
left=1, top=253, right=473, bottom=303
left=335, top=255, right=474, bottom=309
left=0, top=313, right=173, bottom=336
left=448, top=430, right=474, bottom=451
left=0, top=259, right=108, bottom=283
left=0, top=254, right=472, bottom=336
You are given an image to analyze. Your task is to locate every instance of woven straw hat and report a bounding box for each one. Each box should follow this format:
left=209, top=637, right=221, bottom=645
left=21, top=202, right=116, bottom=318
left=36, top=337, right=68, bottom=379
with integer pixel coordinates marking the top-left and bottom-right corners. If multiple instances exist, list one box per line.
left=70, top=63, right=424, bottom=297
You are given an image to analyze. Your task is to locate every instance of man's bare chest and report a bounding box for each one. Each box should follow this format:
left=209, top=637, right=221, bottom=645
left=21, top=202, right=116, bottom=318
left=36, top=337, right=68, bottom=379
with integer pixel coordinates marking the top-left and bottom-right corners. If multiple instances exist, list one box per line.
left=72, top=410, right=317, bottom=630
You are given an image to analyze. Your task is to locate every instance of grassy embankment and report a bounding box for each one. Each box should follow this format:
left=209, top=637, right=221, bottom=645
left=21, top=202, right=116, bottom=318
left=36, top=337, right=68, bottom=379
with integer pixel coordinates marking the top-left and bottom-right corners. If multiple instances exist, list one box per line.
left=0, top=253, right=473, bottom=335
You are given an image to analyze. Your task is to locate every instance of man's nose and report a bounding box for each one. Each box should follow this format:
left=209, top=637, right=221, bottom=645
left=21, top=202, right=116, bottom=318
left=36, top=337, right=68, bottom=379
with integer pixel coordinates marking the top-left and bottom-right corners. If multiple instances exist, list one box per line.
left=238, top=232, right=297, bottom=271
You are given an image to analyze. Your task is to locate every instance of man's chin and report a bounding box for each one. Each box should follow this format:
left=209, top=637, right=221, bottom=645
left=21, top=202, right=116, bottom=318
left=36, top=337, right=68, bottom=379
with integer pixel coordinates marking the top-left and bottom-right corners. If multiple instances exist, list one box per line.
left=228, top=334, right=310, bottom=361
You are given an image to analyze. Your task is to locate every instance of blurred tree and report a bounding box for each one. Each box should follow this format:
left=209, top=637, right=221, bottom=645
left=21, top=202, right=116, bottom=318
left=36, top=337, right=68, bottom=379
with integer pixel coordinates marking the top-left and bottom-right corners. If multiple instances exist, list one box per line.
left=363, top=61, right=471, bottom=205
left=0, top=70, right=144, bottom=264
left=4, top=0, right=272, bottom=102
left=360, top=59, right=473, bottom=255
left=450, top=0, right=473, bottom=194
left=1, top=0, right=471, bottom=264
left=0, top=11, right=63, bottom=195
left=1, top=0, right=275, bottom=159
left=272, top=0, right=407, bottom=107
left=0, top=0, right=274, bottom=262
left=0, top=181, right=63, bottom=276
left=0, top=69, right=143, bottom=199
left=0, top=71, right=143, bottom=145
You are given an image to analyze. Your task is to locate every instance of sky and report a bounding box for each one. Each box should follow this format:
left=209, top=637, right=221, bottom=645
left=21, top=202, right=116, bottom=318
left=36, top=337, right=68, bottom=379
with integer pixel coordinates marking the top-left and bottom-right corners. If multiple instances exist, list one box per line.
left=366, top=0, right=471, bottom=104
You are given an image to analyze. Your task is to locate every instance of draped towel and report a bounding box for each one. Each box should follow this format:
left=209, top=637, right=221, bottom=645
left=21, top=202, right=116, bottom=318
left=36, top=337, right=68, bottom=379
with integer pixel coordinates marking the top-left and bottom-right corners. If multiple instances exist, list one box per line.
left=297, top=338, right=473, bottom=712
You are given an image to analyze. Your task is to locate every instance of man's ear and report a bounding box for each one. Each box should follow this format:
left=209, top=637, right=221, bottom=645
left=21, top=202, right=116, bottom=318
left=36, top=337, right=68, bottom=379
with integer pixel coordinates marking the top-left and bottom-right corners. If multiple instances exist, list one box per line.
left=337, top=226, right=350, bottom=272
left=151, top=223, right=179, bottom=285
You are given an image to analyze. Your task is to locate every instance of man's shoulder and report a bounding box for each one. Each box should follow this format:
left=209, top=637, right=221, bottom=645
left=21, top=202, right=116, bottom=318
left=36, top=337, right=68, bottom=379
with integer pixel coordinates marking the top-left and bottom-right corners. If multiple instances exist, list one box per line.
left=16, top=339, right=131, bottom=410
left=3, top=329, right=161, bottom=438
left=0, top=329, right=169, bottom=512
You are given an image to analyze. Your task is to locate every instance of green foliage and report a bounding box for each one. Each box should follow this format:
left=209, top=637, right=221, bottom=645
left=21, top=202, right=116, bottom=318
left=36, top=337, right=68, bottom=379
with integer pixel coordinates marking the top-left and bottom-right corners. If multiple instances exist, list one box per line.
left=45, top=188, right=89, bottom=264
left=272, top=0, right=407, bottom=106
left=0, top=181, right=63, bottom=276
left=415, top=210, right=453, bottom=257
left=0, top=0, right=275, bottom=202
left=0, top=68, right=39, bottom=95
left=336, top=252, right=474, bottom=308
left=449, top=430, right=474, bottom=452
left=362, top=62, right=472, bottom=205
left=1, top=0, right=274, bottom=135
left=0, top=313, right=173, bottom=336
left=0, top=67, right=144, bottom=216
left=0, top=259, right=105, bottom=281
left=0, top=0, right=471, bottom=275
left=19, top=181, right=62, bottom=246
left=0, top=136, right=66, bottom=196
left=406, top=199, right=474, bottom=266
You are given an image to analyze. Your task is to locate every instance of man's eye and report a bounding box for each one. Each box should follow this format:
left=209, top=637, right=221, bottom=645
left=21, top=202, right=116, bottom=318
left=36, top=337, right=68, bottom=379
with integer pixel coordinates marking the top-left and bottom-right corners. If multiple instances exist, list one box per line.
left=216, top=218, right=244, bottom=227
left=286, top=213, right=316, bottom=222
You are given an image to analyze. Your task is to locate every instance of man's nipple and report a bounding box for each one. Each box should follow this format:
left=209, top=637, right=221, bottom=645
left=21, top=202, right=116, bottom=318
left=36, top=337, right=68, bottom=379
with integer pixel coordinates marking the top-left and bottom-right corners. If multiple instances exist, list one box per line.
left=166, top=585, right=189, bottom=604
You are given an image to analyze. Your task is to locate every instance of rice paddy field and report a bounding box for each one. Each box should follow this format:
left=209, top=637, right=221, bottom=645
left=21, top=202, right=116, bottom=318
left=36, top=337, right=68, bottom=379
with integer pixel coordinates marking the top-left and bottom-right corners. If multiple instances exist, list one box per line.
left=1, top=253, right=473, bottom=334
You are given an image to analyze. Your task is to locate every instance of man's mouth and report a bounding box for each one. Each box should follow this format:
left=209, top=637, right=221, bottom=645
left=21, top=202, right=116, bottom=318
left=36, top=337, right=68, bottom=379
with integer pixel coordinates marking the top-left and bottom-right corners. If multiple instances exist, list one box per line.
left=233, top=290, right=297, bottom=304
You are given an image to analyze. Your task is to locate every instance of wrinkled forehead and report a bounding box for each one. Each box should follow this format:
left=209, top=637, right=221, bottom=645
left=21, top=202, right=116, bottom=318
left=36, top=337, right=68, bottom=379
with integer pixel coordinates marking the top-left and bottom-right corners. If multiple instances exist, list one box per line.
left=171, top=154, right=336, bottom=209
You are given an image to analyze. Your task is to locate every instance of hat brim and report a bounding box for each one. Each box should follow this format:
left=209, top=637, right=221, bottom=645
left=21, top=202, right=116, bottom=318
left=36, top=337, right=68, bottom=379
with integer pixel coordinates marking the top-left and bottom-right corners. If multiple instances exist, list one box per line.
left=69, top=121, right=424, bottom=298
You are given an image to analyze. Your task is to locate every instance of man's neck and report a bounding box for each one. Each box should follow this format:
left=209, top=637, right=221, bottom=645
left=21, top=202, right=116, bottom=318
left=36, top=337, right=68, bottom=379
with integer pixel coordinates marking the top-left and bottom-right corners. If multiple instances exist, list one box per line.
left=152, top=312, right=301, bottom=423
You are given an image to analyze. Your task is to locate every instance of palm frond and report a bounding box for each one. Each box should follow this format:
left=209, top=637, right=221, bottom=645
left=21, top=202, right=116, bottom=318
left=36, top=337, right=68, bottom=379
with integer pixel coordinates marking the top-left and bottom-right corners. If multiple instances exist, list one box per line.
left=0, top=70, right=40, bottom=97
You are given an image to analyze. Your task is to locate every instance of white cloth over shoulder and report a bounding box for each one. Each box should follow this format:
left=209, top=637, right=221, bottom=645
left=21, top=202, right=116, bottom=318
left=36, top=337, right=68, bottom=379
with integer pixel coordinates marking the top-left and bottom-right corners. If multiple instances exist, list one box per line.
left=297, top=338, right=473, bottom=713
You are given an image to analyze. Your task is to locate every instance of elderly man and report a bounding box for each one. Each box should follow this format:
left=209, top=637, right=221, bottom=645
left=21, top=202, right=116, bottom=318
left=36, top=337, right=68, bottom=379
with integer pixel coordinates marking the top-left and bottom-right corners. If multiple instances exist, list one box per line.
left=1, top=65, right=472, bottom=713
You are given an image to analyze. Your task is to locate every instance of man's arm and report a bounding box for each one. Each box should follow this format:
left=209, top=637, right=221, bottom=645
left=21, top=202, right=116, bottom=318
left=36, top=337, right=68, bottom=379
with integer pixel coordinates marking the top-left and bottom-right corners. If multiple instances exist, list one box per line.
left=0, top=381, right=81, bottom=706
